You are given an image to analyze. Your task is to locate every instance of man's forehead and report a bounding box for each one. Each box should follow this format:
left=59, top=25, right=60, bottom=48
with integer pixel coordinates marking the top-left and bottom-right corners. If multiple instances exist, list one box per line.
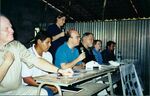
left=0, top=16, right=7, bottom=21
left=71, top=30, right=79, bottom=35
left=86, top=34, right=93, bottom=39
left=0, top=16, right=11, bottom=26
left=110, top=44, right=115, bottom=46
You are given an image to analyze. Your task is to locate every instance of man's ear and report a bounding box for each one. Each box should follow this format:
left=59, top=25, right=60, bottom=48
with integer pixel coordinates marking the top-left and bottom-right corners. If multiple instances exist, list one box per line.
left=82, top=36, right=86, bottom=41
left=37, top=39, right=42, bottom=44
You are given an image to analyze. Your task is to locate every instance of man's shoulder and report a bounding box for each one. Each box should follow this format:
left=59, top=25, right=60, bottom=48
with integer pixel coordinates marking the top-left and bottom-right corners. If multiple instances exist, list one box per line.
left=56, top=43, right=68, bottom=54
left=8, top=40, right=21, bottom=44
left=7, top=40, right=23, bottom=48
left=58, top=42, right=67, bottom=49
left=44, top=51, right=52, bottom=57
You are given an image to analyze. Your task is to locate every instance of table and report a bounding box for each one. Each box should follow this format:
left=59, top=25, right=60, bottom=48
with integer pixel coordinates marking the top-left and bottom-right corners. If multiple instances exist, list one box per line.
left=34, top=65, right=117, bottom=96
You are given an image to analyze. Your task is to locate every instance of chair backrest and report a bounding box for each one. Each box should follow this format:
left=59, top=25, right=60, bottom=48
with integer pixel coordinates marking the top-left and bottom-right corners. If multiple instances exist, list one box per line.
left=119, top=64, right=143, bottom=96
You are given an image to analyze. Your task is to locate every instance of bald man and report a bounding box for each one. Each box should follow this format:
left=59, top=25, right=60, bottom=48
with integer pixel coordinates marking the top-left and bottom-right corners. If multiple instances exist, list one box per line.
left=55, top=29, right=85, bottom=69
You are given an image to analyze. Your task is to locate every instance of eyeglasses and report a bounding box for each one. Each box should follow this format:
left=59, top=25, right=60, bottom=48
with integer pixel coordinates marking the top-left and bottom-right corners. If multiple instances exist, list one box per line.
left=70, top=36, right=81, bottom=39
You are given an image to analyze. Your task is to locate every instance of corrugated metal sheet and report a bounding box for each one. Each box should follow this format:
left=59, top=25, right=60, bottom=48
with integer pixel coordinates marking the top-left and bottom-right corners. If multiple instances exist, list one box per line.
left=65, top=19, right=150, bottom=93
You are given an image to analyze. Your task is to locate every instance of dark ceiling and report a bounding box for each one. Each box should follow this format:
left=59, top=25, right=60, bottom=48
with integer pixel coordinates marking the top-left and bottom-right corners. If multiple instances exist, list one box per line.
left=44, top=0, right=150, bottom=21
left=1, top=0, right=150, bottom=46
left=1, top=0, right=150, bottom=22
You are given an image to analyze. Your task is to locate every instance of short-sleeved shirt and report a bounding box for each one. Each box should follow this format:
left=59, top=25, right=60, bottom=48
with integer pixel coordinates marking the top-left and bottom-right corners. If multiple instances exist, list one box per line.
left=46, top=24, right=67, bottom=60
left=55, top=42, right=82, bottom=68
left=92, top=48, right=103, bottom=64
left=0, top=41, right=38, bottom=92
left=22, top=44, right=53, bottom=85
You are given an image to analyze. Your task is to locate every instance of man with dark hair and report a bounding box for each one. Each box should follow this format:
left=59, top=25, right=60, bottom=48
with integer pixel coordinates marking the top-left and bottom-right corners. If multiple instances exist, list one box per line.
left=55, top=29, right=85, bottom=69
left=22, top=31, right=57, bottom=96
left=101, top=41, right=116, bottom=64
left=0, top=14, right=73, bottom=95
left=77, top=32, right=96, bottom=64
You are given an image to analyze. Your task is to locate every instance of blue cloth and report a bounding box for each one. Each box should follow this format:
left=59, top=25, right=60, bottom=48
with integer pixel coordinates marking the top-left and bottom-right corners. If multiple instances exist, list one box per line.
left=92, top=48, right=103, bottom=64
left=43, top=86, right=54, bottom=96
left=55, top=42, right=82, bottom=68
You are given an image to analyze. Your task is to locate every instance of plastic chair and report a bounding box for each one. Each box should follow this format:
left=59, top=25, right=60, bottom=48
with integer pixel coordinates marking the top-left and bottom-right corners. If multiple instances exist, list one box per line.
left=119, top=64, right=143, bottom=96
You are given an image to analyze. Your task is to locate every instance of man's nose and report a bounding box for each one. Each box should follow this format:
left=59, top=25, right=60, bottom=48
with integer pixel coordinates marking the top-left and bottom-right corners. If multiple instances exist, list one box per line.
left=9, top=27, right=14, bottom=34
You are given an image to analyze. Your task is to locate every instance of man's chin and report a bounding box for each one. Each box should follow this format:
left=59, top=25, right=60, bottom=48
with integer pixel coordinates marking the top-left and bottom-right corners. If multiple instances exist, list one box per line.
left=89, top=44, right=93, bottom=48
left=9, top=37, right=14, bottom=41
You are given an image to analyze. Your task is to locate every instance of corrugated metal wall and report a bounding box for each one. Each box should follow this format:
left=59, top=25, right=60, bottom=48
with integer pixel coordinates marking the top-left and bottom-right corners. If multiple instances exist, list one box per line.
left=66, top=19, right=150, bottom=94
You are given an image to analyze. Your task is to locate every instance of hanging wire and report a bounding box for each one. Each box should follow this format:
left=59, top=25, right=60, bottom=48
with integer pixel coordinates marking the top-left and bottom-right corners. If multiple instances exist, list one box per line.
left=42, top=0, right=63, bottom=13
left=129, top=0, right=139, bottom=17
left=102, top=0, right=107, bottom=20
left=42, top=0, right=74, bottom=20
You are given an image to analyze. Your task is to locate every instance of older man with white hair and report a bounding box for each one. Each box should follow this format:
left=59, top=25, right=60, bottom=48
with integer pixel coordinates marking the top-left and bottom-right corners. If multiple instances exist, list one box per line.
left=0, top=14, right=73, bottom=95
left=77, top=32, right=96, bottom=63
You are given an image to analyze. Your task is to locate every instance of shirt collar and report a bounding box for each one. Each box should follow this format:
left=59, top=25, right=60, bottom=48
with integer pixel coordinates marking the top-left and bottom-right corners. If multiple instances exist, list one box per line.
left=32, top=44, right=42, bottom=57
left=0, top=43, right=7, bottom=52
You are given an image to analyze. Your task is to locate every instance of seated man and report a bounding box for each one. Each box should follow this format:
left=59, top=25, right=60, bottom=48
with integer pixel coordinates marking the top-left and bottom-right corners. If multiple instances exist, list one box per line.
left=0, top=14, right=73, bottom=95
left=101, top=41, right=117, bottom=64
left=55, top=29, right=85, bottom=69
left=22, top=31, right=57, bottom=95
left=92, top=40, right=103, bottom=64
left=77, top=32, right=96, bottom=64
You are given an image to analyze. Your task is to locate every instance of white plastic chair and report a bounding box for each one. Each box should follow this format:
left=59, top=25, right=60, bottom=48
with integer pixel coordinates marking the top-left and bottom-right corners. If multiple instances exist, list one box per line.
left=119, top=64, right=143, bottom=96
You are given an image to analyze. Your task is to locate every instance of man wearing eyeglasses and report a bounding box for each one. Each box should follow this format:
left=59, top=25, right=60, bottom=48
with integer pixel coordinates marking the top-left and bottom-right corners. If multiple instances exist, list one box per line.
left=55, top=29, right=86, bottom=69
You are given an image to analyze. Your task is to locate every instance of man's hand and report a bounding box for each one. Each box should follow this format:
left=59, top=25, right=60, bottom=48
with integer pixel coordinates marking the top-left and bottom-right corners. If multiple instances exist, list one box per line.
left=4, top=51, right=14, bottom=65
left=78, top=52, right=86, bottom=61
left=59, top=68, right=74, bottom=77
left=81, top=63, right=86, bottom=69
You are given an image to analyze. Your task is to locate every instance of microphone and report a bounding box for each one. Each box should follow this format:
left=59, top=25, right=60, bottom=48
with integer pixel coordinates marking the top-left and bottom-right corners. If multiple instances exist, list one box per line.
left=62, top=27, right=67, bottom=36
left=62, top=28, right=65, bottom=32
left=80, top=47, right=84, bottom=53
left=62, top=26, right=65, bottom=32
left=80, top=47, right=86, bottom=63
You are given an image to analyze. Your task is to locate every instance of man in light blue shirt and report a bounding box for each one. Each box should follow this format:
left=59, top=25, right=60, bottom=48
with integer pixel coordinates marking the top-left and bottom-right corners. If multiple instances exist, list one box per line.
left=55, top=29, right=85, bottom=69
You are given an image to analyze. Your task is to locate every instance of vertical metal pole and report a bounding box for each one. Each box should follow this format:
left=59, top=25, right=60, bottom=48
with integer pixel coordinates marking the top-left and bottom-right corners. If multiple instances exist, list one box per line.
left=108, top=72, right=114, bottom=95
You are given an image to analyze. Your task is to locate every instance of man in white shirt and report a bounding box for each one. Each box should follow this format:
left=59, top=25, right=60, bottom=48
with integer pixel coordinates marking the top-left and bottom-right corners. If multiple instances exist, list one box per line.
left=22, top=32, right=57, bottom=95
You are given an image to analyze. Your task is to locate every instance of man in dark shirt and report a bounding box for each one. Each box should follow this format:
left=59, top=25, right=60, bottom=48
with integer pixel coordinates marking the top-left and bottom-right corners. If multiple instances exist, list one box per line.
left=77, top=32, right=96, bottom=64
left=101, top=41, right=116, bottom=64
